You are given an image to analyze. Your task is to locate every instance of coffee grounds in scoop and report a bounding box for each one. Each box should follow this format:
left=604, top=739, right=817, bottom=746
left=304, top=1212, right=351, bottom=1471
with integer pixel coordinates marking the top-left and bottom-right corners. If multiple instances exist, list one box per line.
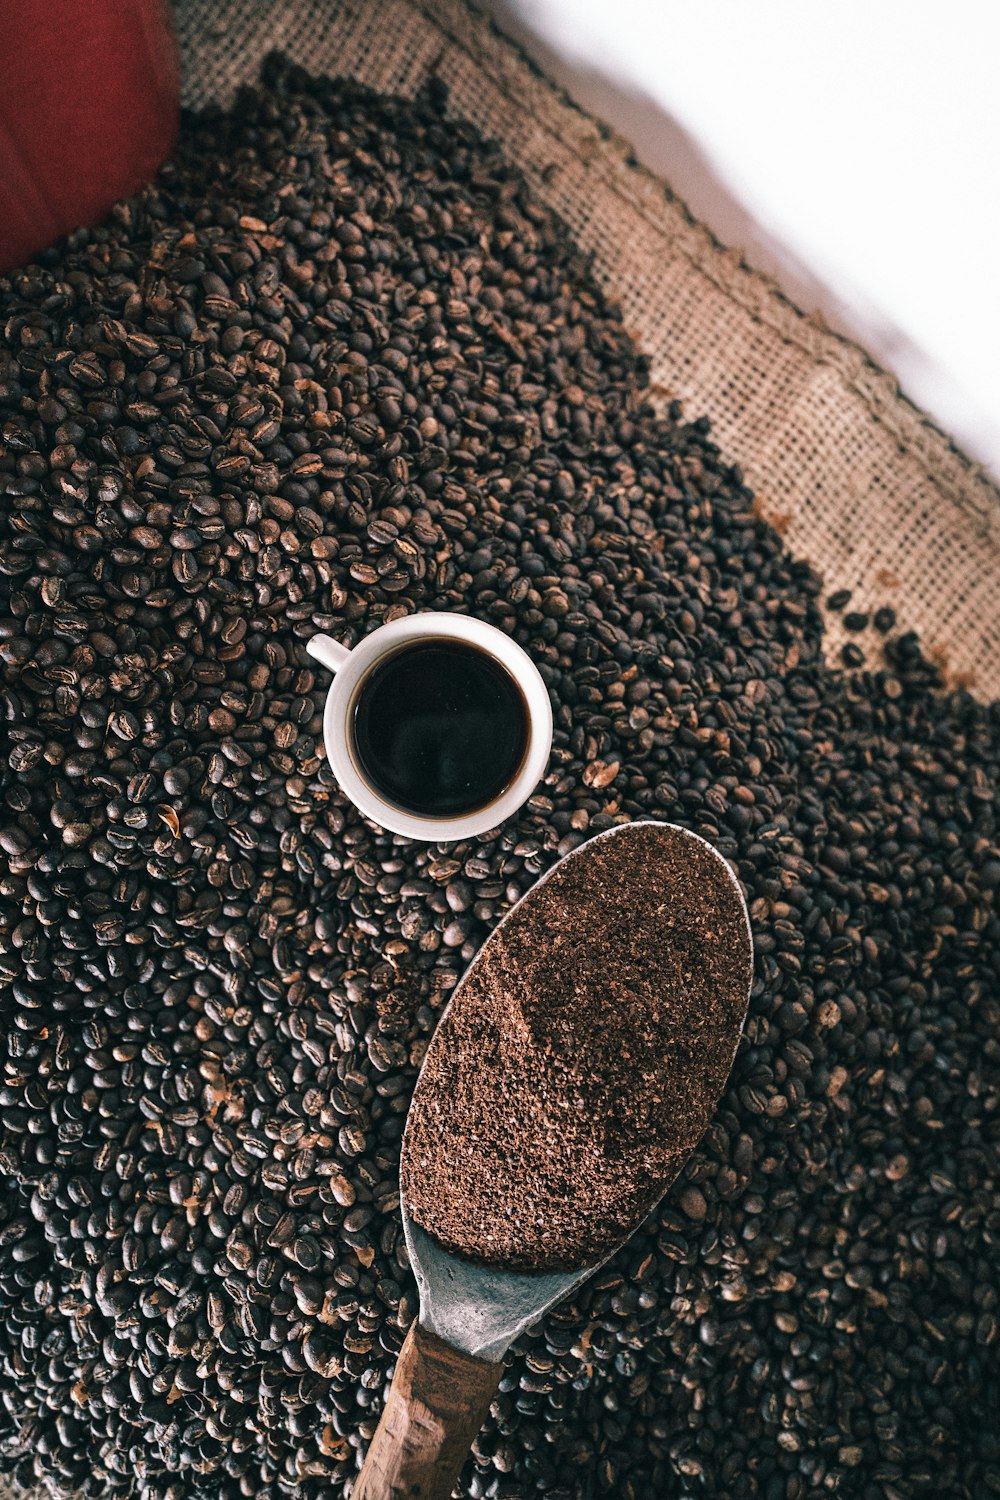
left=351, top=640, right=529, bottom=818
left=400, top=822, right=752, bottom=1270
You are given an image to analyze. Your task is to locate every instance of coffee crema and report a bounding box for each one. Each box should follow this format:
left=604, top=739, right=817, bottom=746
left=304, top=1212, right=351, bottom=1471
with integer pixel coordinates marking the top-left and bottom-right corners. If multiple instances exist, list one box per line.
left=350, top=639, right=529, bottom=818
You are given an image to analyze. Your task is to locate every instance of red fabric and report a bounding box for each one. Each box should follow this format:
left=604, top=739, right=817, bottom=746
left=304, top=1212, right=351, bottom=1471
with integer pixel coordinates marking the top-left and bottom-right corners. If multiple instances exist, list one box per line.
left=0, top=0, right=179, bottom=273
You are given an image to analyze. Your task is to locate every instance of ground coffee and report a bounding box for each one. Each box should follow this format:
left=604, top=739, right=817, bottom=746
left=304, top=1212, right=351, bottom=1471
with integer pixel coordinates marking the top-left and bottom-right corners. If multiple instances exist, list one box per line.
left=402, top=822, right=752, bottom=1269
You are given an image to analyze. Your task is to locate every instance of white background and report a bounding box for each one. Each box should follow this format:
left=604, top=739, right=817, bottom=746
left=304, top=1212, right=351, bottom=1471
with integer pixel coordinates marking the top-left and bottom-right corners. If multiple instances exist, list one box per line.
left=484, top=0, right=1000, bottom=477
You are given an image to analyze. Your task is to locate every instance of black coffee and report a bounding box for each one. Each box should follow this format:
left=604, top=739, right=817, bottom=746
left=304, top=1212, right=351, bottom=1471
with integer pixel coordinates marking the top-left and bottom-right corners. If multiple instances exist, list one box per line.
left=351, top=640, right=529, bottom=818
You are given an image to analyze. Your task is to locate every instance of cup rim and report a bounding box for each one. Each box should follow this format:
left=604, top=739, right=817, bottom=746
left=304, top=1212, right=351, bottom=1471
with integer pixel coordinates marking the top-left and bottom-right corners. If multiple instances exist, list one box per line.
left=319, top=613, right=553, bottom=840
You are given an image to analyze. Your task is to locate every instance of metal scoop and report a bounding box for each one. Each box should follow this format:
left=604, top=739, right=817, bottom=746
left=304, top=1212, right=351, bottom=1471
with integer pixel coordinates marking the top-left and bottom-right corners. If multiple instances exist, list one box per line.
left=352, top=823, right=752, bottom=1499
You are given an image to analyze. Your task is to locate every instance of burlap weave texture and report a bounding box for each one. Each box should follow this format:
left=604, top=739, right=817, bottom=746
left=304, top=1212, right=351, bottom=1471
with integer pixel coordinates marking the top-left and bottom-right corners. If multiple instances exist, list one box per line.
left=173, top=0, right=1000, bottom=698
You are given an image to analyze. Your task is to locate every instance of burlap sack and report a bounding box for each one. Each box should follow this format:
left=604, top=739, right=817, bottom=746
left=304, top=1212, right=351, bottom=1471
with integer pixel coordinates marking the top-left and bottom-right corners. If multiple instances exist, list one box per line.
left=169, top=0, right=997, bottom=699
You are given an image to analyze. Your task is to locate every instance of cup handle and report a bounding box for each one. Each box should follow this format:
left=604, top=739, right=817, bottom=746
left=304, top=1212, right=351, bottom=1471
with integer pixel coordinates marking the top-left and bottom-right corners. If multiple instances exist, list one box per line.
left=306, top=633, right=351, bottom=673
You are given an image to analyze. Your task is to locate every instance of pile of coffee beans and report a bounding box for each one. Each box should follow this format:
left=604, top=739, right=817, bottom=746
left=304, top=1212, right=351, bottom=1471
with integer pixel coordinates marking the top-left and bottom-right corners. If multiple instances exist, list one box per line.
left=0, top=56, right=997, bottom=1500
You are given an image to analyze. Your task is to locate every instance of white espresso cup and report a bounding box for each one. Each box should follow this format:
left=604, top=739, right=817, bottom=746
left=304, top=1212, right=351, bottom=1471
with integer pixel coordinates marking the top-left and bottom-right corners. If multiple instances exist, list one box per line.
left=306, top=613, right=553, bottom=841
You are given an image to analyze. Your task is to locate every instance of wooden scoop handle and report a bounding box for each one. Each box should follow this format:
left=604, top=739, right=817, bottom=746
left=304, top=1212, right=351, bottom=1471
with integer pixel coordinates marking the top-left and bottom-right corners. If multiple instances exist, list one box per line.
left=352, top=1320, right=503, bottom=1499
